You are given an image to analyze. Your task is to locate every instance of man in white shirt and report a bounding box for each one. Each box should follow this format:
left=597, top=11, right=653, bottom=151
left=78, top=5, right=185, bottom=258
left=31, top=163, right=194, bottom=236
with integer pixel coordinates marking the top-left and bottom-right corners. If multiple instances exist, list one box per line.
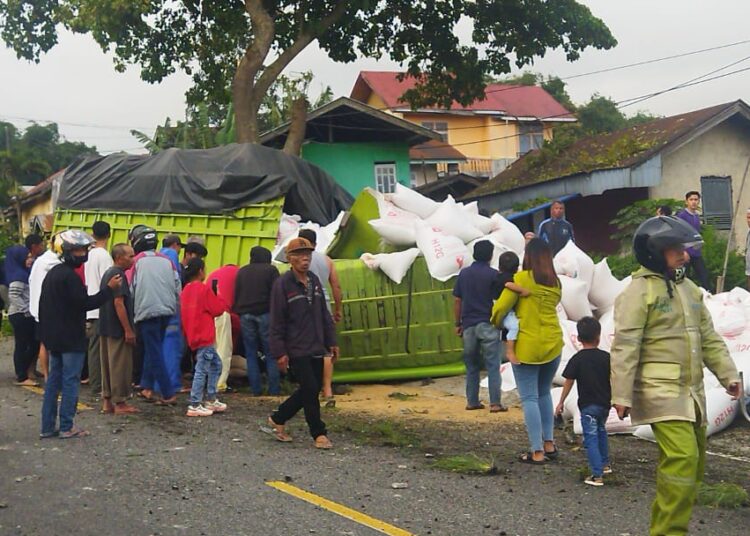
left=84, top=221, right=113, bottom=398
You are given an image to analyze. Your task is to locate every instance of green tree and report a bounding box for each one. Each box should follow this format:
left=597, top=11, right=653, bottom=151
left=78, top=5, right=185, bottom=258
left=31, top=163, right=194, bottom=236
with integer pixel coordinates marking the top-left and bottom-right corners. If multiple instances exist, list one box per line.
left=1, top=1, right=616, bottom=154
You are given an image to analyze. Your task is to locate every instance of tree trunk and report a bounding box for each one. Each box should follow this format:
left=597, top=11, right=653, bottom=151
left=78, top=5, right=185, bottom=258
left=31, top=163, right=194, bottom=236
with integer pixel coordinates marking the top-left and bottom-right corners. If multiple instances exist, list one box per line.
left=233, top=62, right=262, bottom=144
left=283, top=96, right=308, bottom=157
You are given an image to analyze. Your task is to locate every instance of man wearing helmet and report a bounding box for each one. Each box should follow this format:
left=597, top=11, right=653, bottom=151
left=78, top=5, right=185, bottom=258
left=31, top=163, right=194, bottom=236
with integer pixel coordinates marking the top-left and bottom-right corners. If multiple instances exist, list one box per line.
left=39, top=230, right=123, bottom=439
left=128, top=225, right=181, bottom=405
left=611, top=216, right=741, bottom=536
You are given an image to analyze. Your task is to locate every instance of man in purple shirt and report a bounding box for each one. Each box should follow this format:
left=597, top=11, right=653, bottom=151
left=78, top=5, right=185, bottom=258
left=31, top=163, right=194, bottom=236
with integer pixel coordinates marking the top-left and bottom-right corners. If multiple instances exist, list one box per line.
left=453, top=241, right=505, bottom=413
left=676, top=191, right=712, bottom=291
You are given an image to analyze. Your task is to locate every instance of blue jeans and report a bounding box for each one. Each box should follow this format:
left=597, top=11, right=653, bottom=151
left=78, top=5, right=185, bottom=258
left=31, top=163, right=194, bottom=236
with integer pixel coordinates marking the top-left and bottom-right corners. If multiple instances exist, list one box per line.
left=512, top=356, right=560, bottom=452
left=156, top=319, right=184, bottom=394
left=41, top=351, right=85, bottom=435
left=240, top=313, right=280, bottom=395
left=580, top=404, right=610, bottom=477
left=137, top=316, right=175, bottom=399
left=190, top=346, right=222, bottom=405
left=462, top=322, right=501, bottom=406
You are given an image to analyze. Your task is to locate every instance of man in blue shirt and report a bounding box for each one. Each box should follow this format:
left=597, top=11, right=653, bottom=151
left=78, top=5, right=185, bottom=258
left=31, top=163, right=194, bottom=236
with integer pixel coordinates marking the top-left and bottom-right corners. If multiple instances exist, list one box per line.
left=453, top=241, right=505, bottom=412
left=676, top=190, right=712, bottom=291
left=537, top=200, right=575, bottom=255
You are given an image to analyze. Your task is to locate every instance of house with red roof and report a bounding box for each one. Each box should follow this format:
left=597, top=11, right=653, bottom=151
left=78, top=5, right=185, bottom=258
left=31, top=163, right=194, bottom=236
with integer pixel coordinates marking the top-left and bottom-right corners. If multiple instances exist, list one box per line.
left=350, top=71, right=575, bottom=186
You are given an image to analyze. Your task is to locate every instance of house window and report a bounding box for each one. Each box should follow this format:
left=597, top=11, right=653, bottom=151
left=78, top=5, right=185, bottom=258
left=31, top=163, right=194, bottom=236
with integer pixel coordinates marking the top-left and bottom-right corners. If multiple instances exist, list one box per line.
left=519, top=123, right=544, bottom=155
left=421, top=121, right=449, bottom=142
left=700, top=176, right=732, bottom=230
left=375, top=162, right=397, bottom=193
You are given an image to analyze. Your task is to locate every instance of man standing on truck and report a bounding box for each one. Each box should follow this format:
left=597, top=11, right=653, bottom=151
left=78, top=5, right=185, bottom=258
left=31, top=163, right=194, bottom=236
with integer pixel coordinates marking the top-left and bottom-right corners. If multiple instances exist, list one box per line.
left=537, top=200, right=575, bottom=255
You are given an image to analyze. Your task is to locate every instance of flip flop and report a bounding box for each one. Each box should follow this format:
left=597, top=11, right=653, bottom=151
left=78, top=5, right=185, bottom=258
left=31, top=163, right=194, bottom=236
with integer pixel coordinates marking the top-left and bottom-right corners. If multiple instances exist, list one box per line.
left=14, top=379, right=40, bottom=387
left=465, top=403, right=485, bottom=411
left=314, top=435, right=333, bottom=449
left=262, top=417, right=293, bottom=442
left=490, top=404, right=508, bottom=413
left=155, top=397, right=177, bottom=407
left=136, top=391, right=156, bottom=403
left=59, top=427, right=90, bottom=439
left=518, top=452, right=545, bottom=465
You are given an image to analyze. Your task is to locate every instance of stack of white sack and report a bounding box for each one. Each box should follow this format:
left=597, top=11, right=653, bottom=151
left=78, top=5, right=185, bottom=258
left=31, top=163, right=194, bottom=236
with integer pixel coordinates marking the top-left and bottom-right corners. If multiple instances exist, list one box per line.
left=273, top=211, right=345, bottom=261
left=364, top=185, right=525, bottom=282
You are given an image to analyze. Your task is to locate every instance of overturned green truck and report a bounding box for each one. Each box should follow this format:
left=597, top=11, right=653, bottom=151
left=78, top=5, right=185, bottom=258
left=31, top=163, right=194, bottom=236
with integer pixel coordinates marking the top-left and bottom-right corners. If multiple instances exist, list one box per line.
left=54, top=144, right=464, bottom=382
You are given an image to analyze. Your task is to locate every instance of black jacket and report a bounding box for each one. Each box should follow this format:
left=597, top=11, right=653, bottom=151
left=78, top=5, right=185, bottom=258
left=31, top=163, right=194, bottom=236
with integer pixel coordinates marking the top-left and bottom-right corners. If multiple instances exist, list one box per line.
left=234, top=263, right=279, bottom=315
left=39, top=263, right=113, bottom=353
left=269, top=270, right=336, bottom=359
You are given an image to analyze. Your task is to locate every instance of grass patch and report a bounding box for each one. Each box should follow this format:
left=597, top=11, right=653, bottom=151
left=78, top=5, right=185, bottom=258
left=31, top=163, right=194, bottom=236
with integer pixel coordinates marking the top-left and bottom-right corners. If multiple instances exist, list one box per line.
left=388, top=392, right=418, bottom=401
left=330, top=417, right=419, bottom=448
left=433, top=454, right=497, bottom=475
left=697, top=482, right=749, bottom=509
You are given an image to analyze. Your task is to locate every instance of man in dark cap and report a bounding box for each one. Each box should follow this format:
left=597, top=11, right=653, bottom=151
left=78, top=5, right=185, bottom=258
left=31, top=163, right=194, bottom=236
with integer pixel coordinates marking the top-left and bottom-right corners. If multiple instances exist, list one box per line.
left=453, top=240, right=504, bottom=413
left=234, top=246, right=280, bottom=395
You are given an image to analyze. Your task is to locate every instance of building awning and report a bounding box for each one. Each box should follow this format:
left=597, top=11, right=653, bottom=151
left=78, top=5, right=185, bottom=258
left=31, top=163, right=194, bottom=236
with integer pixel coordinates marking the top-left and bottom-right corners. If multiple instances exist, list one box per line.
left=506, top=193, right=581, bottom=222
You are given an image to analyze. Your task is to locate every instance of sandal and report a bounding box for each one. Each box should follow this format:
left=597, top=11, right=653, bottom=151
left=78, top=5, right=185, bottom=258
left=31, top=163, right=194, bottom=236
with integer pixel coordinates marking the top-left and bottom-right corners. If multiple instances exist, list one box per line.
left=136, top=391, right=156, bottom=403
left=267, top=417, right=293, bottom=442
left=314, top=435, right=333, bottom=450
left=544, top=447, right=559, bottom=460
left=465, top=403, right=485, bottom=411
left=490, top=404, right=508, bottom=413
left=14, top=379, right=40, bottom=387
left=59, top=426, right=90, bottom=439
left=155, top=397, right=177, bottom=407
left=518, top=452, right=546, bottom=465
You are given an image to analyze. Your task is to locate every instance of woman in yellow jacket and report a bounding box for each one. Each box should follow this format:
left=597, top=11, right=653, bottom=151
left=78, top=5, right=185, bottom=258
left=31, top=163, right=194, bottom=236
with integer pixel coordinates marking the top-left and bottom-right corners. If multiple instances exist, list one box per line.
left=492, top=238, right=563, bottom=464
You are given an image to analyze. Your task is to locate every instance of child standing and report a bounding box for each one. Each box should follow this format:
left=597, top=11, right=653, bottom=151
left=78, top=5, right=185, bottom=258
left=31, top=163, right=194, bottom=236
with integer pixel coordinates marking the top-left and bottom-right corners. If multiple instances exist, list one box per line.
left=555, top=316, right=612, bottom=486
left=496, top=252, right=529, bottom=363
left=181, top=258, right=229, bottom=417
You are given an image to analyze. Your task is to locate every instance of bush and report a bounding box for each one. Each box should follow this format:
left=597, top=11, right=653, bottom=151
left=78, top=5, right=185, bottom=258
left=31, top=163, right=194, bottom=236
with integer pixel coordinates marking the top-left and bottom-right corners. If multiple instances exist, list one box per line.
left=609, top=198, right=684, bottom=250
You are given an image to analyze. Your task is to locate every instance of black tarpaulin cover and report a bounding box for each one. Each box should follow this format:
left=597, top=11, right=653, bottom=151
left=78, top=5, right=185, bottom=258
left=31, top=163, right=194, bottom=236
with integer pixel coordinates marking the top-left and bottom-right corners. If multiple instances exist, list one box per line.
left=58, top=143, right=353, bottom=225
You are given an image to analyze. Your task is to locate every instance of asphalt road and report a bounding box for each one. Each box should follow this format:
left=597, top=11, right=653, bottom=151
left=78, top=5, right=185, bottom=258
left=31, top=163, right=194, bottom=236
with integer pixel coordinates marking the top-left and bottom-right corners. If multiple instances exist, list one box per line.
left=1, top=342, right=749, bottom=536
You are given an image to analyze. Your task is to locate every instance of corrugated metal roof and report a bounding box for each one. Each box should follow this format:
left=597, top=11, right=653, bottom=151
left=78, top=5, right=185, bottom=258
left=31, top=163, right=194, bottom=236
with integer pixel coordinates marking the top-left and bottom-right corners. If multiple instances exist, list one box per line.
left=409, top=140, right=467, bottom=161
left=466, top=100, right=750, bottom=200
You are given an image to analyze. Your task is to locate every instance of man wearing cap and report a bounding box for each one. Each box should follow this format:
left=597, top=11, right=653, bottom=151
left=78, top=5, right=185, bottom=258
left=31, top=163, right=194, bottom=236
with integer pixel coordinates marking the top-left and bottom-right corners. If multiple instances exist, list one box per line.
left=268, top=237, right=338, bottom=449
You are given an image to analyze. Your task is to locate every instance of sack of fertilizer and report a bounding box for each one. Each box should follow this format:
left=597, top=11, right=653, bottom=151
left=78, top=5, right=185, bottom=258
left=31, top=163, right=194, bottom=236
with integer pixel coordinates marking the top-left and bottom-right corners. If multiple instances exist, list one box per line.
left=468, top=236, right=513, bottom=269
left=551, top=385, right=579, bottom=420
left=278, top=213, right=301, bottom=245
left=598, top=309, right=615, bottom=352
left=488, top=213, right=525, bottom=255
left=572, top=406, right=637, bottom=435
left=317, top=211, right=345, bottom=254
left=369, top=193, right=422, bottom=246
left=731, top=354, right=750, bottom=396
left=559, top=275, right=593, bottom=321
left=462, top=201, right=494, bottom=234
left=385, top=183, right=438, bottom=219
left=589, top=259, right=630, bottom=311
left=415, top=221, right=470, bottom=281
left=480, top=362, right=517, bottom=392
left=360, top=248, right=421, bottom=285
left=703, top=293, right=746, bottom=339
left=553, top=241, right=595, bottom=291
left=427, top=196, right=484, bottom=243
left=633, top=387, right=739, bottom=441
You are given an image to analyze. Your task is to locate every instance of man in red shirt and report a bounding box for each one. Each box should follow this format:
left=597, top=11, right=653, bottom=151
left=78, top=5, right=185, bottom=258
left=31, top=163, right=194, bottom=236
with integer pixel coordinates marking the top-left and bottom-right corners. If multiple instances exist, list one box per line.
left=181, top=258, right=229, bottom=417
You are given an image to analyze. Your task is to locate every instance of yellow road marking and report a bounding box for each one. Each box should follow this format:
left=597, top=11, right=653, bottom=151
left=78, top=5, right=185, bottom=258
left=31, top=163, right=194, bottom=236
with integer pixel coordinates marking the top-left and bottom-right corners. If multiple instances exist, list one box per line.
left=266, top=480, right=414, bottom=536
left=22, top=385, right=93, bottom=411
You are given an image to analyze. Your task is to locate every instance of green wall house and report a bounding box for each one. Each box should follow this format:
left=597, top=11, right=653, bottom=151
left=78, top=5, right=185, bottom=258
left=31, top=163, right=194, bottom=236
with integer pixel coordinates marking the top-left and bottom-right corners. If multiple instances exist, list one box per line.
left=261, top=97, right=439, bottom=197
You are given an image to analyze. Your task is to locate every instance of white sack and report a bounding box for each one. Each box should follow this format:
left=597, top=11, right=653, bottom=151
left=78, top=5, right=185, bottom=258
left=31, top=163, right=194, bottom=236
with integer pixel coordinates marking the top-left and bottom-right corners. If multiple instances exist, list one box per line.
left=317, top=211, right=345, bottom=253
left=385, top=183, right=438, bottom=219
left=572, top=407, right=637, bottom=435
left=468, top=237, right=513, bottom=270
left=704, top=293, right=746, bottom=339
left=560, top=275, right=594, bottom=321
left=427, top=196, right=484, bottom=243
left=415, top=221, right=470, bottom=282
left=480, top=362, right=517, bottom=392
left=731, top=354, right=750, bottom=396
left=589, top=259, right=629, bottom=311
left=633, top=425, right=655, bottom=441
left=553, top=241, right=595, bottom=290
left=360, top=248, right=421, bottom=285
left=278, top=213, right=301, bottom=245
left=368, top=219, right=417, bottom=247
left=462, top=202, right=494, bottom=234
left=598, top=309, right=615, bottom=352
left=488, top=213, right=525, bottom=255
left=705, top=388, right=739, bottom=436
left=551, top=385, right=579, bottom=420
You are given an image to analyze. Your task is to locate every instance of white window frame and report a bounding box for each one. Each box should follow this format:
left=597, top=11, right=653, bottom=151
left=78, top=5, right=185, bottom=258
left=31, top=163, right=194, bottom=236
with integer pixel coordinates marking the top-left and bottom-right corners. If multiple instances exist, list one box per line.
left=519, top=123, right=544, bottom=155
left=421, top=121, right=449, bottom=142
left=374, top=162, right=397, bottom=193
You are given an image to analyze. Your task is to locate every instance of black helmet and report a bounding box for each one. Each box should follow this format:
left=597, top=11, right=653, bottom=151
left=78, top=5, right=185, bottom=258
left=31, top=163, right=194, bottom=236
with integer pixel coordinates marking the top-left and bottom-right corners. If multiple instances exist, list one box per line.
left=54, top=229, right=95, bottom=267
left=633, top=216, right=703, bottom=273
left=130, top=225, right=158, bottom=253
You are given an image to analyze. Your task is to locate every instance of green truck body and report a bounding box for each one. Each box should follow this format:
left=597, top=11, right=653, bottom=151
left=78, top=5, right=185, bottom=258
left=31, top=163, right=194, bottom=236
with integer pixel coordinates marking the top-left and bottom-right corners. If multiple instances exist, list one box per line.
left=53, top=191, right=464, bottom=382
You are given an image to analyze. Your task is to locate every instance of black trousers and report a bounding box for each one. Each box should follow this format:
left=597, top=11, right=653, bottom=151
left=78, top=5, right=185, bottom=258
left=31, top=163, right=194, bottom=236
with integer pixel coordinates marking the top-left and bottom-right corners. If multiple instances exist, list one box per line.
left=272, top=357, right=326, bottom=439
left=9, top=313, right=39, bottom=382
left=689, top=256, right=712, bottom=291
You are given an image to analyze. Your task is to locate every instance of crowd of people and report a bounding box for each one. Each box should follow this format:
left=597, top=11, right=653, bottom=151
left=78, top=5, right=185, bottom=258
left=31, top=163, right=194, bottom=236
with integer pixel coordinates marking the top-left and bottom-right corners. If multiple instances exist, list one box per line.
left=3, top=192, right=746, bottom=535
left=4, top=223, right=339, bottom=448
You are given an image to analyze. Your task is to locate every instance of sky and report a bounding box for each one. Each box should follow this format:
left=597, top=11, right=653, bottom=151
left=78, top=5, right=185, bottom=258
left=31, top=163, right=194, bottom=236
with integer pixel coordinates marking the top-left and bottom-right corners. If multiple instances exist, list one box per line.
left=1, top=0, right=749, bottom=156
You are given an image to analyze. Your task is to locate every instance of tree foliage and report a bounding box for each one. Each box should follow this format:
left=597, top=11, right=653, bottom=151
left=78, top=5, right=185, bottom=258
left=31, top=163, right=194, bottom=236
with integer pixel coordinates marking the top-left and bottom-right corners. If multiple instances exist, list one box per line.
left=1, top=1, right=616, bottom=148
left=0, top=122, right=97, bottom=206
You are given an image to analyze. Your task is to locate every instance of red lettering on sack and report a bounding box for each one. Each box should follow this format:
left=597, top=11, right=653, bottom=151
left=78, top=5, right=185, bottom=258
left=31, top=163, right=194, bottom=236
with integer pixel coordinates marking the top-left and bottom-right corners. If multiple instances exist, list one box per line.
left=431, top=238, right=444, bottom=259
